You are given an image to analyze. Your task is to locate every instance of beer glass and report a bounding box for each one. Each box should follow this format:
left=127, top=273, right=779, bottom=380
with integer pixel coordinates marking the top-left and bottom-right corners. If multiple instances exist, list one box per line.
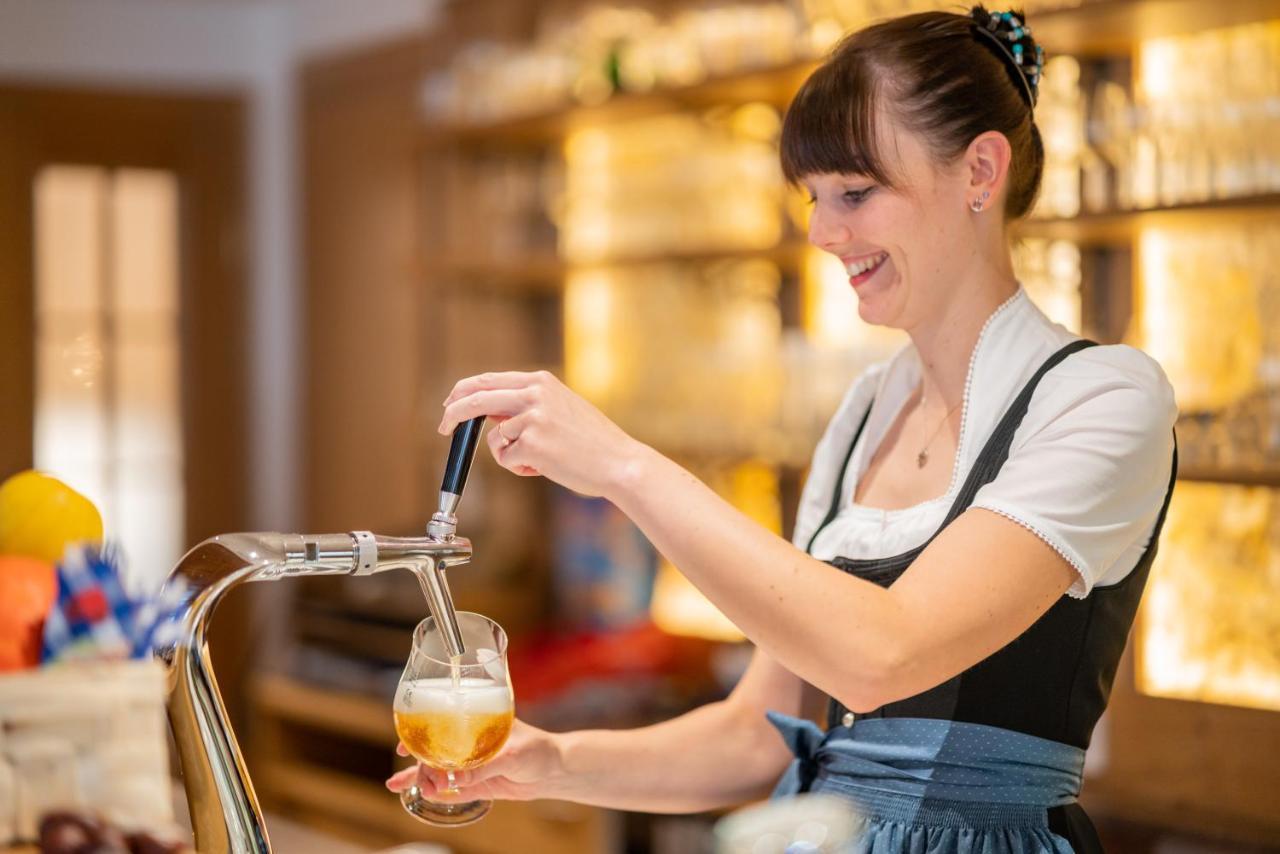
left=394, top=612, right=514, bottom=827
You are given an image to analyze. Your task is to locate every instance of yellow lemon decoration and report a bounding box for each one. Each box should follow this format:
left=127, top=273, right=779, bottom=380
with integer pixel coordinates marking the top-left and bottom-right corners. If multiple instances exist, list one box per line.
left=0, top=470, right=104, bottom=563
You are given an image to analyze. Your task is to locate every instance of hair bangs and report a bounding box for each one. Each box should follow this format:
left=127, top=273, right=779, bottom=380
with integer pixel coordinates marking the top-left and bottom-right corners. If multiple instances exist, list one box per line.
left=780, top=8, right=1046, bottom=220
left=779, top=52, right=896, bottom=189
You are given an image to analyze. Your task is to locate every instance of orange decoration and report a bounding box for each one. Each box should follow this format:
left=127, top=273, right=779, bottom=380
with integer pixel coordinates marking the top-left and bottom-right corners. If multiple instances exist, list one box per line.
left=0, top=554, right=57, bottom=671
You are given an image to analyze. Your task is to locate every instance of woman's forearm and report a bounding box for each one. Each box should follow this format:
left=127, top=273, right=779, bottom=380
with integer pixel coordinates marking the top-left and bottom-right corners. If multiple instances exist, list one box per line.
left=607, top=442, right=1075, bottom=714
left=434, top=370, right=1075, bottom=721
left=607, top=443, right=905, bottom=711
left=545, top=699, right=792, bottom=813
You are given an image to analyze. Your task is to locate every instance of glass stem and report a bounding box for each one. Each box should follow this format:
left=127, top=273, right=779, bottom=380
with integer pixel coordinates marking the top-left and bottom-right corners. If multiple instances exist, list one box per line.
left=445, top=769, right=458, bottom=794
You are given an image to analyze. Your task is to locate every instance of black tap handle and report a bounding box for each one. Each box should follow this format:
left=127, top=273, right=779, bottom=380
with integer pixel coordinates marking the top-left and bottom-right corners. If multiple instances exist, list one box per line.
left=441, top=416, right=486, bottom=498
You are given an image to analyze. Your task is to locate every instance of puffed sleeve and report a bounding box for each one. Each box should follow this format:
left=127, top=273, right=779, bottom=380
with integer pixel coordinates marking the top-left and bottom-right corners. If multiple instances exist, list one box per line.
left=970, top=344, right=1178, bottom=597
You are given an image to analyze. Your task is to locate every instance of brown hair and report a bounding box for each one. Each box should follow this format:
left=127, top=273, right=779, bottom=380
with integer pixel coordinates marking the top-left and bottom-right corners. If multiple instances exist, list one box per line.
left=780, top=6, right=1045, bottom=222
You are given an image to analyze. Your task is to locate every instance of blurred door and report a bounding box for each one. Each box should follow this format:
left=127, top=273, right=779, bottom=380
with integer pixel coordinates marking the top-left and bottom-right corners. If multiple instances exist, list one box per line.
left=0, top=86, right=250, bottom=573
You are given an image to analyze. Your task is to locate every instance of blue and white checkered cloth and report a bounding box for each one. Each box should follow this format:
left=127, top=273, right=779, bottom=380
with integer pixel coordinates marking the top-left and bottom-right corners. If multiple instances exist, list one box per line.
left=41, top=543, right=192, bottom=663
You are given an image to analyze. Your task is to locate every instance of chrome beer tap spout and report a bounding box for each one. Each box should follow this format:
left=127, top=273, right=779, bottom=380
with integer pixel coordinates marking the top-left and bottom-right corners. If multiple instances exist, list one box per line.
left=155, top=420, right=488, bottom=852
left=154, top=530, right=472, bottom=854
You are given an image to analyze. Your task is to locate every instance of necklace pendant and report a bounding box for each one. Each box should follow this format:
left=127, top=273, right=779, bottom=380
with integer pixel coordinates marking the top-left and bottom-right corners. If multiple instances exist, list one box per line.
left=917, top=450, right=928, bottom=468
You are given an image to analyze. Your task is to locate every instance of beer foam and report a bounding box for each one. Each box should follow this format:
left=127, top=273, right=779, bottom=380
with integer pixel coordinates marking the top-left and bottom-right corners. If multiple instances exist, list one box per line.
left=394, top=677, right=512, bottom=715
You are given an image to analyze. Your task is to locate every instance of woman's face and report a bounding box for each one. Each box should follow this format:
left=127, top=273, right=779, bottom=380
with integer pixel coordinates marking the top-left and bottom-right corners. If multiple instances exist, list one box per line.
left=801, top=121, right=972, bottom=332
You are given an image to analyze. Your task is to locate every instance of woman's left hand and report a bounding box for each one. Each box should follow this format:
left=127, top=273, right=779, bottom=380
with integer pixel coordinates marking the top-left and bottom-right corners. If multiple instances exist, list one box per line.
left=386, top=719, right=566, bottom=803
left=438, top=370, right=644, bottom=499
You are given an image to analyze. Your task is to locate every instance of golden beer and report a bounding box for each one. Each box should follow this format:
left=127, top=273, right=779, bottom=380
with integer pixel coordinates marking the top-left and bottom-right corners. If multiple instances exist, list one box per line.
left=394, top=677, right=514, bottom=770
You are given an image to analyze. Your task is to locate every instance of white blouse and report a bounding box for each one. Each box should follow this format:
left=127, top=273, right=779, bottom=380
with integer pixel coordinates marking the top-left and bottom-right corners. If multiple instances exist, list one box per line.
left=792, top=288, right=1178, bottom=598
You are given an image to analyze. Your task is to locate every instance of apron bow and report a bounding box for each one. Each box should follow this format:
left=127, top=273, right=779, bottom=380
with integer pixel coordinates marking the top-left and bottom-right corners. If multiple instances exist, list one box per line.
left=767, top=711, right=826, bottom=796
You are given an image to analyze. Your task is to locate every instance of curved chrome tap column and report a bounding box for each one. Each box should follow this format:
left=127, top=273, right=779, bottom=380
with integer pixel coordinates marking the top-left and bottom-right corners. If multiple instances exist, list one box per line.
left=153, top=530, right=471, bottom=853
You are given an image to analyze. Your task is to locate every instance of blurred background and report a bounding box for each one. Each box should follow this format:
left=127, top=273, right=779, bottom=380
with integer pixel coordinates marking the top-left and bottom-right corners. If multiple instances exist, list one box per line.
left=1, top=0, right=1279, bottom=851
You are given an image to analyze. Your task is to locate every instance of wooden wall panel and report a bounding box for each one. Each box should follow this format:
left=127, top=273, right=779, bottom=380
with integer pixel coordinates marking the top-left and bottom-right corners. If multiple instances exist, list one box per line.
left=0, top=90, right=35, bottom=479
left=301, top=41, right=430, bottom=534
left=299, top=32, right=555, bottom=630
left=1083, top=645, right=1280, bottom=846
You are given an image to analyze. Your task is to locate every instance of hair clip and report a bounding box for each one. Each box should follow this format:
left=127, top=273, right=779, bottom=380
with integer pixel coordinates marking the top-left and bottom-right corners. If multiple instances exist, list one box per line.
left=971, top=8, right=1042, bottom=109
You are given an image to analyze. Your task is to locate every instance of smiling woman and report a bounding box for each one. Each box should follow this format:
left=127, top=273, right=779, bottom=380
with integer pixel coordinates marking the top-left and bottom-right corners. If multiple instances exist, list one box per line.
left=389, top=7, right=1178, bottom=854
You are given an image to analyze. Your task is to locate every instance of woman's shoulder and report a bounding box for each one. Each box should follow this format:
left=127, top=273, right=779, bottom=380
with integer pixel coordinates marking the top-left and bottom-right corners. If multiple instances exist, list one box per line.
left=1012, top=292, right=1173, bottom=403
left=1025, top=339, right=1179, bottom=443
left=1048, top=341, right=1175, bottom=409
left=975, top=338, right=1179, bottom=594
left=1063, top=338, right=1170, bottom=382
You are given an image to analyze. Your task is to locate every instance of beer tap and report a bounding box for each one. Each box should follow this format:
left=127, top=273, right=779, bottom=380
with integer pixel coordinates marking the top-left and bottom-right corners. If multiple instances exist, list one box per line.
left=422, top=416, right=486, bottom=659
left=152, top=417, right=490, bottom=853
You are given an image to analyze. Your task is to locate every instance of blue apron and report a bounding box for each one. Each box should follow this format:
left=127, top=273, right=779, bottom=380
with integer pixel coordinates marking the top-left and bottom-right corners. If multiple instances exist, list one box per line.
left=770, top=714, right=1079, bottom=852
left=771, top=340, right=1177, bottom=853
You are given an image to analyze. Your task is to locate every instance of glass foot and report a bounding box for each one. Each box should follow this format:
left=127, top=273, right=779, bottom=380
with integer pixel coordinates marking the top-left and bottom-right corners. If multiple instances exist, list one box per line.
left=400, top=785, right=492, bottom=827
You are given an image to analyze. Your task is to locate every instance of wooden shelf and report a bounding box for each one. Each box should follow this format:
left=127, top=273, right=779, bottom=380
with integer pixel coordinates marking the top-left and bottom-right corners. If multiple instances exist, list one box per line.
left=430, top=253, right=566, bottom=290
left=251, top=672, right=394, bottom=745
left=1033, top=0, right=1280, bottom=57
left=583, top=240, right=809, bottom=270
left=295, top=608, right=414, bottom=662
left=422, top=58, right=816, bottom=148
left=254, top=756, right=612, bottom=854
left=429, top=196, right=1280, bottom=290
left=249, top=672, right=616, bottom=853
left=1018, top=193, right=1280, bottom=245
left=433, top=187, right=1280, bottom=283
left=1177, top=465, right=1280, bottom=488
left=437, top=187, right=1280, bottom=284
left=421, top=0, right=1280, bottom=146
left=427, top=241, right=810, bottom=290
left=249, top=674, right=616, bottom=851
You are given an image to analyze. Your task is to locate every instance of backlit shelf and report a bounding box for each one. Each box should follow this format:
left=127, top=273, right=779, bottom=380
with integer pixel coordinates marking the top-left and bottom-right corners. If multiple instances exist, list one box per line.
left=1019, top=194, right=1280, bottom=245
left=421, top=0, right=1280, bottom=146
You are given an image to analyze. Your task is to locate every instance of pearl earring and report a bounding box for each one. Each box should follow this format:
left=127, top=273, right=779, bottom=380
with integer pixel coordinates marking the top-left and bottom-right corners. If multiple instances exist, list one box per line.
left=970, top=190, right=991, bottom=212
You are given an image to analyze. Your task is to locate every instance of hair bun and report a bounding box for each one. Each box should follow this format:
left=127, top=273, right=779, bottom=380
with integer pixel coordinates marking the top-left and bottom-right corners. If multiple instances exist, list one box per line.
left=969, top=6, right=1044, bottom=109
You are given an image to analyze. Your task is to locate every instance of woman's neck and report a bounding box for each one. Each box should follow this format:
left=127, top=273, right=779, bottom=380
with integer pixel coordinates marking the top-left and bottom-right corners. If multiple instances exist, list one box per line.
left=908, top=270, right=1020, bottom=413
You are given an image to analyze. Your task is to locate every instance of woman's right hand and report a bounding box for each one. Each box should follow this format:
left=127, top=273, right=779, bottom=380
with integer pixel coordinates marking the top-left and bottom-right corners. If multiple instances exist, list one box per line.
left=437, top=370, right=646, bottom=501
left=384, top=719, right=565, bottom=803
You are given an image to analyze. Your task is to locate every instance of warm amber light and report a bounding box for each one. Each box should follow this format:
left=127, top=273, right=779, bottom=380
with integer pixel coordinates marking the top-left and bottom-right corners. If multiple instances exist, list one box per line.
left=1138, top=482, right=1280, bottom=712
left=561, top=262, right=783, bottom=458
left=1138, top=226, right=1261, bottom=412
left=1134, top=217, right=1280, bottom=712
left=560, top=111, right=783, bottom=263
left=1031, top=55, right=1083, bottom=219
left=563, top=271, right=619, bottom=406
left=651, top=561, right=746, bottom=642
left=1013, top=238, right=1082, bottom=333
left=650, top=461, right=780, bottom=642
left=1133, top=21, right=1280, bottom=205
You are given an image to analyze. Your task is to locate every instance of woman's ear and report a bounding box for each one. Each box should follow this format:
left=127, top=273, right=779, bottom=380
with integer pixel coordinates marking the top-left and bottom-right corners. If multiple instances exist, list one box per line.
left=964, top=130, right=1013, bottom=205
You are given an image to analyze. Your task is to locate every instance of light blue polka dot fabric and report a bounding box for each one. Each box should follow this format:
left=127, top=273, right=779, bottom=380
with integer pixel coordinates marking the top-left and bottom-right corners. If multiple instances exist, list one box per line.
left=769, top=712, right=1082, bottom=853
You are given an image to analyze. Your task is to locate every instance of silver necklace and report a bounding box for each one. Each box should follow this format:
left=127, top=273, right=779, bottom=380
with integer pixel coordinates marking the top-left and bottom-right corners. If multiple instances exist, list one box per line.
left=916, top=393, right=962, bottom=469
